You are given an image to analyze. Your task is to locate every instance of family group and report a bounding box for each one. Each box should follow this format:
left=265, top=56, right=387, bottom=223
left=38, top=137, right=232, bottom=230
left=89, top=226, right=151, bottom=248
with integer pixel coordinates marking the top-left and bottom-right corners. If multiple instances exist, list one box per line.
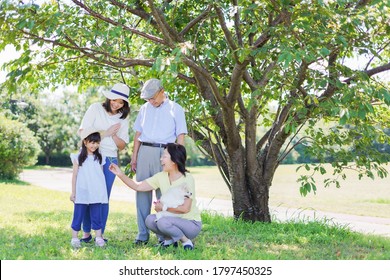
left=69, top=79, right=201, bottom=251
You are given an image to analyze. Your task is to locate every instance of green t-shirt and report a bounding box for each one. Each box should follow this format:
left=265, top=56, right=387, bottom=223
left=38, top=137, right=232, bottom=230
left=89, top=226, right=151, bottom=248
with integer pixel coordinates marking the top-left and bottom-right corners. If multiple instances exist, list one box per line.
left=146, top=172, right=201, bottom=221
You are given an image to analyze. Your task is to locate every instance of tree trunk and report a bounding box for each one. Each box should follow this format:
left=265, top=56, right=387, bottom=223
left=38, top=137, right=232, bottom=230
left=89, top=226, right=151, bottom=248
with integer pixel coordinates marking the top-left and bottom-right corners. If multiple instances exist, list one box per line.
left=223, top=129, right=274, bottom=222
left=231, top=181, right=271, bottom=222
left=230, top=161, right=272, bottom=222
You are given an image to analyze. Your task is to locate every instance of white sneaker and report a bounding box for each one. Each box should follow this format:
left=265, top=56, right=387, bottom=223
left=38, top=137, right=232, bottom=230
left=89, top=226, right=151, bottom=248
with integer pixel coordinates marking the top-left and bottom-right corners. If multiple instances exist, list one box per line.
left=71, top=238, right=81, bottom=248
left=95, top=237, right=105, bottom=247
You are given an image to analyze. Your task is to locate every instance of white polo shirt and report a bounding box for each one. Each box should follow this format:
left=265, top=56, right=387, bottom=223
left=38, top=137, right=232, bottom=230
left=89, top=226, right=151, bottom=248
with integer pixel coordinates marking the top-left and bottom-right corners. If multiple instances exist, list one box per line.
left=133, top=98, right=187, bottom=144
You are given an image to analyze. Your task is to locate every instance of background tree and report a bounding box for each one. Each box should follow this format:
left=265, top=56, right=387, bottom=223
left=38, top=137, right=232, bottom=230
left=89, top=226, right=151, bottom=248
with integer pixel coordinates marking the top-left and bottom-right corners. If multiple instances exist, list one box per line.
left=1, top=0, right=389, bottom=222
left=32, top=89, right=92, bottom=164
left=0, top=114, right=40, bottom=179
left=0, top=85, right=96, bottom=165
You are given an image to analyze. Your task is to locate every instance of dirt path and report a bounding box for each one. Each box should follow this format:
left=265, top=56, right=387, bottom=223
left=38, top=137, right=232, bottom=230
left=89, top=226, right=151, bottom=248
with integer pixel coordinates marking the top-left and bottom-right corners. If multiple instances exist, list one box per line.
left=20, top=168, right=390, bottom=238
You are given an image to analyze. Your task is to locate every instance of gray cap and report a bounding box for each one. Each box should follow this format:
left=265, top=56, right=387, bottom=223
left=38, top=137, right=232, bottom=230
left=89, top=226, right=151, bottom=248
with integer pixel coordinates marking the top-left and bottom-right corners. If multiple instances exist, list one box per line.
left=140, top=78, right=163, bottom=99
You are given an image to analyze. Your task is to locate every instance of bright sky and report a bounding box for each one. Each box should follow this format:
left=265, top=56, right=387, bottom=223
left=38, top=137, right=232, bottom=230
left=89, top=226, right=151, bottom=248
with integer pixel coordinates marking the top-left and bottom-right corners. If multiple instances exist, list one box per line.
left=0, top=0, right=50, bottom=82
left=0, top=45, right=19, bottom=83
left=0, top=44, right=77, bottom=99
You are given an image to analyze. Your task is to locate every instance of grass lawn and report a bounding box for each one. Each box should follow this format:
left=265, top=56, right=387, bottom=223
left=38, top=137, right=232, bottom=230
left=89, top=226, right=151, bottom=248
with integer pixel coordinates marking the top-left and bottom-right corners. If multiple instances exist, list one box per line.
left=0, top=177, right=389, bottom=260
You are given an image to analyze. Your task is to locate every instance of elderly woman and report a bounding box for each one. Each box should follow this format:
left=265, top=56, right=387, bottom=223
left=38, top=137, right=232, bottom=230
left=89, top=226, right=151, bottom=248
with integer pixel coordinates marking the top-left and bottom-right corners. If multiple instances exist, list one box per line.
left=109, top=143, right=201, bottom=250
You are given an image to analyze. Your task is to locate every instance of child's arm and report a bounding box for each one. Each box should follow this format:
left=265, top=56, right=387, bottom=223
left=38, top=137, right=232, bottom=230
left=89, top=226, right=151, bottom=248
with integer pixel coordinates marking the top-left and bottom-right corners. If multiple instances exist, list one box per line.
left=70, top=162, right=78, bottom=202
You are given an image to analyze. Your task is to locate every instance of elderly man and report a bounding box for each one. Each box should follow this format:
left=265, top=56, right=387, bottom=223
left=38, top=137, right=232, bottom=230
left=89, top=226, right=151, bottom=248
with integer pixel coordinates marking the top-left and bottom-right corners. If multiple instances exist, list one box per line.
left=130, top=78, right=188, bottom=246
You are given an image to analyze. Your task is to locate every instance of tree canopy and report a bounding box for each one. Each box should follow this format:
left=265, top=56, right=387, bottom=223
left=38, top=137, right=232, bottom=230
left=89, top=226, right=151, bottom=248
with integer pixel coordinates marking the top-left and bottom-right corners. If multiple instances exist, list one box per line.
left=1, top=0, right=389, bottom=221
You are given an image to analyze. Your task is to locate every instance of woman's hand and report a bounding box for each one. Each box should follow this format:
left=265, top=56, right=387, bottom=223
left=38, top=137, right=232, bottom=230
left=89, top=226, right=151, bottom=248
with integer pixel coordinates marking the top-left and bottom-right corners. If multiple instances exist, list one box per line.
left=153, top=200, right=163, bottom=212
left=153, top=198, right=192, bottom=214
left=70, top=193, right=76, bottom=202
left=109, top=163, right=123, bottom=176
left=105, top=123, right=121, bottom=137
left=160, top=198, right=192, bottom=214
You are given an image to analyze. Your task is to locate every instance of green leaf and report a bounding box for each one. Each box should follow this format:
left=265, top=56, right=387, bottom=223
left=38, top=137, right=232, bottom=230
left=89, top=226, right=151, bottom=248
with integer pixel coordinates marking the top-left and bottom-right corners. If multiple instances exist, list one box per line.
left=320, top=47, right=330, bottom=57
left=339, top=110, right=349, bottom=125
left=358, top=108, right=366, bottom=120
left=277, top=51, right=293, bottom=68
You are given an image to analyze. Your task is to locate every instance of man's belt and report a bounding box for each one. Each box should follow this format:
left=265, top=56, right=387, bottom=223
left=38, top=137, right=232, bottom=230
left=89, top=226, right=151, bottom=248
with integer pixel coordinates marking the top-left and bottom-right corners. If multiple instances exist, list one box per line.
left=141, top=142, right=167, bottom=148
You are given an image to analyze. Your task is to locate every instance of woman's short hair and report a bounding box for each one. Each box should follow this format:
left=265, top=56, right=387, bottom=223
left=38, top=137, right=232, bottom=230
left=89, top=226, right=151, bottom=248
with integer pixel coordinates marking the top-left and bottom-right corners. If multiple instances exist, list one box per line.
left=166, top=143, right=188, bottom=175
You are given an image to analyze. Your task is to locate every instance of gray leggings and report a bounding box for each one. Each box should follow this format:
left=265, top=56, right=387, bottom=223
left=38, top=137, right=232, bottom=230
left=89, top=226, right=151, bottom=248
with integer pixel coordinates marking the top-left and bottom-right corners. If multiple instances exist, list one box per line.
left=145, top=214, right=202, bottom=242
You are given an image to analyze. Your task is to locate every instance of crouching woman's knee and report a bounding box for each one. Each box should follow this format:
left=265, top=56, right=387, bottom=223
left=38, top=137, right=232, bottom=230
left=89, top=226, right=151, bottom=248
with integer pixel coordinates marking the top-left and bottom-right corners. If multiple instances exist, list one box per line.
left=145, top=214, right=158, bottom=230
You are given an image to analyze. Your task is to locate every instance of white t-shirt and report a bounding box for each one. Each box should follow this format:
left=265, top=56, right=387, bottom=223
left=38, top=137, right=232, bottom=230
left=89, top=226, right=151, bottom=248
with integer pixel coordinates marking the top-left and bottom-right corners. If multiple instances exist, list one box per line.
left=80, top=103, right=129, bottom=157
left=70, top=153, right=108, bottom=204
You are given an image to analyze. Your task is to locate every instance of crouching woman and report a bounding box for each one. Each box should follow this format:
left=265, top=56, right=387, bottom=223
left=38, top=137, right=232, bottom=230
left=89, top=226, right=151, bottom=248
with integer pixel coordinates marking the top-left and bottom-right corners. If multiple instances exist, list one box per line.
left=109, top=143, right=201, bottom=250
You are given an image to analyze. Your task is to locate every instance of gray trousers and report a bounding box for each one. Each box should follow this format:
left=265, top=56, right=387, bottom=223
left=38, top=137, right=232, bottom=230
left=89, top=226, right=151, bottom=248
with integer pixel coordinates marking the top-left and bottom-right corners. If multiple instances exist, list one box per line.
left=135, top=145, right=163, bottom=241
left=145, top=214, right=202, bottom=243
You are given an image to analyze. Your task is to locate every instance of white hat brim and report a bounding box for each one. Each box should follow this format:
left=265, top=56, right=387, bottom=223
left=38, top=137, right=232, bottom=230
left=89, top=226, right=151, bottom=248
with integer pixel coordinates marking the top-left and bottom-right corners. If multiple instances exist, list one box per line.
left=79, top=127, right=103, bottom=140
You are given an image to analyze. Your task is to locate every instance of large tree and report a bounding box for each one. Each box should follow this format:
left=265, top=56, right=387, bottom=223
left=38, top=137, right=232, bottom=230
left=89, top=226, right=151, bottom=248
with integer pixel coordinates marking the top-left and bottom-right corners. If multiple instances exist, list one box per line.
left=1, top=0, right=389, bottom=222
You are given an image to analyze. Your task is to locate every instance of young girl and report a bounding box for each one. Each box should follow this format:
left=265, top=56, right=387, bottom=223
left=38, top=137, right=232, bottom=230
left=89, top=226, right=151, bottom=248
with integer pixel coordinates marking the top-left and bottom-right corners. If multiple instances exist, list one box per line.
left=70, top=127, right=108, bottom=248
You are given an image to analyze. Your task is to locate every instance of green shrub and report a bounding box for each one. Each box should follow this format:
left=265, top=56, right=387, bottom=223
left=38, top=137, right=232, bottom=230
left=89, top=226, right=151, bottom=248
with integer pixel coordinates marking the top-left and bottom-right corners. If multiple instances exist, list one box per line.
left=0, top=114, right=41, bottom=179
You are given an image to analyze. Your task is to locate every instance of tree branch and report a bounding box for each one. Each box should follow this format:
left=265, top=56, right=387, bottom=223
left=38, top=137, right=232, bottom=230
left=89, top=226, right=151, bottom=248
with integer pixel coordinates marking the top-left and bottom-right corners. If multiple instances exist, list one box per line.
left=190, top=128, right=231, bottom=191
left=109, top=0, right=157, bottom=26
left=181, top=56, right=228, bottom=109
left=355, top=0, right=371, bottom=9
left=71, top=0, right=166, bottom=45
left=253, top=12, right=287, bottom=48
left=214, top=4, right=238, bottom=53
left=344, top=62, right=390, bottom=84
left=321, top=50, right=339, bottom=98
left=232, top=0, right=244, bottom=47
left=179, top=5, right=212, bottom=36
left=20, top=30, right=154, bottom=68
left=146, top=0, right=181, bottom=46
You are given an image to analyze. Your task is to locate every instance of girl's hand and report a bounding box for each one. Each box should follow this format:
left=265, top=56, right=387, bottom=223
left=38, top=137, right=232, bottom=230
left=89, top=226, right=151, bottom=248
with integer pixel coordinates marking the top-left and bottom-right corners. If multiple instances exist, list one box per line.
left=70, top=193, right=76, bottom=202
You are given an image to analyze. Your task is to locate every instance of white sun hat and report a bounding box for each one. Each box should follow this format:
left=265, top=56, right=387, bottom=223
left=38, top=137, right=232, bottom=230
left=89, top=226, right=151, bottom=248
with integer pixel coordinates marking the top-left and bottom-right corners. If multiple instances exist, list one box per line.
left=103, top=83, right=130, bottom=102
left=79, top=126, right=102, bottom=140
